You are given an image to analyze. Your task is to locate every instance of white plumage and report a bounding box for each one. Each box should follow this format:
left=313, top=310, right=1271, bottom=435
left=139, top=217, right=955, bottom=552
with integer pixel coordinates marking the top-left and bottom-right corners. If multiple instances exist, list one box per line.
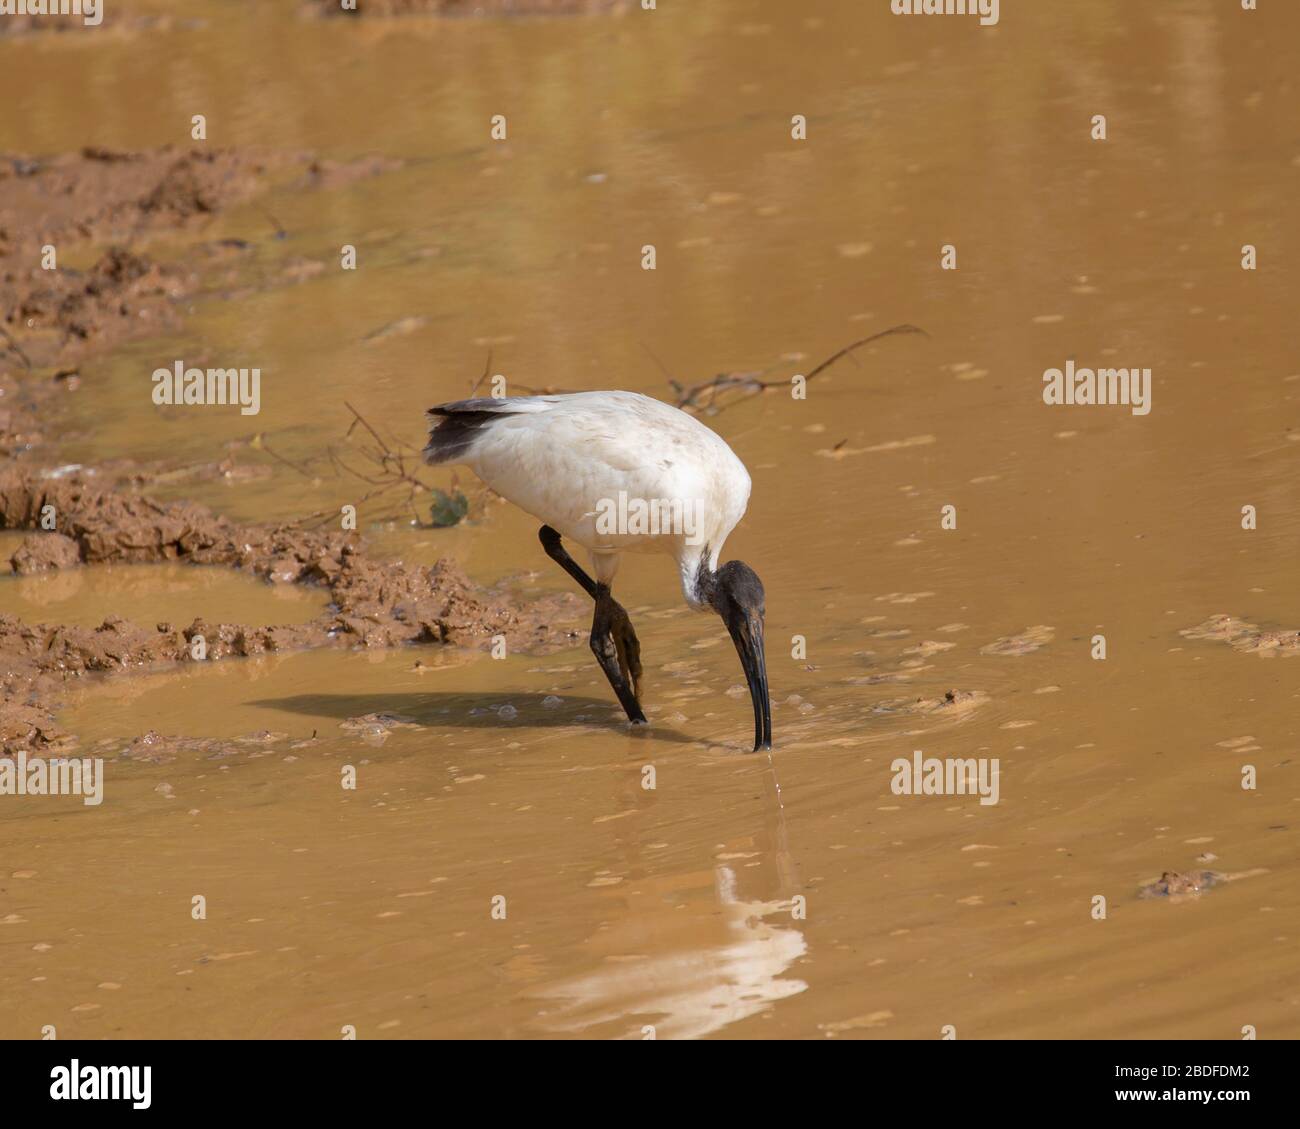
left=428, top=391, right=752, bottom=605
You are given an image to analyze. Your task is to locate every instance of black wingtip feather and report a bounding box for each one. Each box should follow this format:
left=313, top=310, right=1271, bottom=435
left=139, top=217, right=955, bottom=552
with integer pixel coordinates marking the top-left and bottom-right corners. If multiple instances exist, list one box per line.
left=425, top=397, right=514, bottom=418
left=423, top=400, right=510, bottom=465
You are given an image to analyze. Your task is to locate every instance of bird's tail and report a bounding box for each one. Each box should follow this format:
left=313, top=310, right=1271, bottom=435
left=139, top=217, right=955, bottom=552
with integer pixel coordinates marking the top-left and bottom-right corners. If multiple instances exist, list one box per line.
left=423, top=396, right=544, bottom=466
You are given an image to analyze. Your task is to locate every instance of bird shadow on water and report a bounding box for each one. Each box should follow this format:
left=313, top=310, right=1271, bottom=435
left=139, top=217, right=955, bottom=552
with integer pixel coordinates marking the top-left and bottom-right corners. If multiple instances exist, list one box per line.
left=248, top=692, right=697, bottom=744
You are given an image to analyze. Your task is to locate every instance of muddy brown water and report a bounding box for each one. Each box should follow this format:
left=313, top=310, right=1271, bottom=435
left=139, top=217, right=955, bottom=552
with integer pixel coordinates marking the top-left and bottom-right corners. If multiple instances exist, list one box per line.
left=2, top=0, right=1299, bottom=1038
left=0, top=557, right=328, bottom=629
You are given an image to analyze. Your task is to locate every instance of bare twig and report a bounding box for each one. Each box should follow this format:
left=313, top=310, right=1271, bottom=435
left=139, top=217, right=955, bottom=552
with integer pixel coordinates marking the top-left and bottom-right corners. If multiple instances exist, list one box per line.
left=641, top=342, right=681, bottom=393
left=343, top=400, right=393, bottom=454
left=468, top=350, right=492, bottom=397
left=671, top=323, right=928, bottom=412
left=286, top=400, right=456, bottom=529
left=803, top=324, right=927, bottom=382
left=257, top=438, right=316, bottom=479
left=464, top=349, right=577, bottom=397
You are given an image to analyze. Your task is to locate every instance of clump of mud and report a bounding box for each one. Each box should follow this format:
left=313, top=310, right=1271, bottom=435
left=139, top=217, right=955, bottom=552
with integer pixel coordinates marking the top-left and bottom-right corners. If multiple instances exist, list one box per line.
left=1136, top=870, right=1223, bottom=901
left=8, top=531, right=80, bottom=575
left=871, top=688, right=989, bottom=719
left=1136, top=866, right=1268, bottom=902
left=2, top=244, right=192, bottom=378
left=980, top=625, right=1054, bottom=656
left=0, top=467, right=582, bottom=755
left=1180, top=615, right=1300, bottom=657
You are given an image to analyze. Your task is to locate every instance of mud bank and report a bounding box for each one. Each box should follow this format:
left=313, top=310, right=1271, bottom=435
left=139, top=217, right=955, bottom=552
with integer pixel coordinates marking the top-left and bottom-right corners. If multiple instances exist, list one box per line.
left=0, top=140, right=587, bottom=760
left=0, top=145, right=396, bottom=453
left=306, top=0, right=631, bottom=17
left=0, top=467, right=582, bottom=754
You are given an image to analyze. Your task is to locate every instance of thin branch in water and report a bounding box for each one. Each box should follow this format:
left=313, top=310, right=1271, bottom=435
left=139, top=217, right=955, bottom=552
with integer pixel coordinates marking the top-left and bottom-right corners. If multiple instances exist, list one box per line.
left=256, top=437, right=316, bottom=479
left=464, top=350, right=574, bottom=398
left=641, top=341, right=681, bottom=393
left=670, top=323, right=928, bottom=412
left=468, top=350, right=492, bottom=397
left=343, top=400, right=394, bottom=454
left=801, top=324, right=928, bottom=384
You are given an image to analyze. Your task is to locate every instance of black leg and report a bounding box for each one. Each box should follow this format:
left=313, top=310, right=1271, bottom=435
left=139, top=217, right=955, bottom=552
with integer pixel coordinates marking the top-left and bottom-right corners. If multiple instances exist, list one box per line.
left=539, top=524, right=597, bottom=597
left=539, top=526, right=645, bottom=724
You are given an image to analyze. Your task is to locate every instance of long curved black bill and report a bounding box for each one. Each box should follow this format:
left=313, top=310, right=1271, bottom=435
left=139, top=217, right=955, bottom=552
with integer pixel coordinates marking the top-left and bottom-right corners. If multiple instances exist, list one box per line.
left=728, top=613, right=771, bottom=752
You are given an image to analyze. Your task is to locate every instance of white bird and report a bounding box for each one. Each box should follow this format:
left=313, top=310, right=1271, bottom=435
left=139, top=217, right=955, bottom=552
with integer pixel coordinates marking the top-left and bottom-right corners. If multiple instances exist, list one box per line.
left=424, top=391, right=771, bottom=751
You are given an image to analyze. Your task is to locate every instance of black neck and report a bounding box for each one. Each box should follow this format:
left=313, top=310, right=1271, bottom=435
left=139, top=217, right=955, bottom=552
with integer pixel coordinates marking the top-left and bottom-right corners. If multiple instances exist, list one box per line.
left=692, top=548, right=718, bottom=609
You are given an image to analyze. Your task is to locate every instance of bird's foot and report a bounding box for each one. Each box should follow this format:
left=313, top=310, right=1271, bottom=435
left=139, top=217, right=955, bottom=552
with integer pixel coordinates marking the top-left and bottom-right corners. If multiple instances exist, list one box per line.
left=590, top=589, right=646, bottom=725
left=607, top=599, right=643, bottom=702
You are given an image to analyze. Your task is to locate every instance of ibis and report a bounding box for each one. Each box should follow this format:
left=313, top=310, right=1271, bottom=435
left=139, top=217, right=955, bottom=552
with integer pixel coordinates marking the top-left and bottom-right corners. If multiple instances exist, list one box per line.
left=423, top=391, right=772, bottom=751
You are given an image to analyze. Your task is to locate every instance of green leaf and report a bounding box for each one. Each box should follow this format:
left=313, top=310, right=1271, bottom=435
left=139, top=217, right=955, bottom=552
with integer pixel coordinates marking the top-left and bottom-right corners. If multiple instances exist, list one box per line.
left=429, top=488, right=469, bottom=528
